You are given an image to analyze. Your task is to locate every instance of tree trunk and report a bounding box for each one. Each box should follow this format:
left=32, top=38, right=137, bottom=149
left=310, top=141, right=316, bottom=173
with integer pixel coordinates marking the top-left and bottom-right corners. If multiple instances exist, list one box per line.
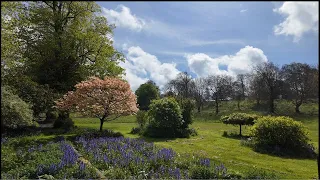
left=197, top=106, right=201, bottom=113
left=256, top=98, right=260, bottom=106
left=270, top=99, right=274, bottom=113
left=295, top=102, right=302, bottom=113
left=269, top=89, right=275, bottom=113
left=237, top=100, right=240, bottom=110
left=215, top=97, right=219, bottom=114
left=99, top=118, right=104, bottom=131
left=239, top=125, right=242, bottom=136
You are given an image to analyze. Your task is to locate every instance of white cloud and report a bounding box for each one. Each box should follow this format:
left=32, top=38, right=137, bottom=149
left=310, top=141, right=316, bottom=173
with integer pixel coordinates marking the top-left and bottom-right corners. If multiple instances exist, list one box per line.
left=240, top=9, right=247, bottom=13
left=273, top=2, right=319, bottom=42
left=119, top=46, right=181, bottom=91
left=120, top=62, right=149, bottom=92
left=102, top=5, right=146, bottom=31
left=185, top=39, right=245, bottom=47
left=186, top=46, right=268, bottom=77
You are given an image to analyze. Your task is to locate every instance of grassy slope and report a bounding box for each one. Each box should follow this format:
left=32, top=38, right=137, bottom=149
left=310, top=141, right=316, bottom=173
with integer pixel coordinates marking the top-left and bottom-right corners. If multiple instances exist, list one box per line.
left=71, top=100, right=319, bottom=179
left=71, top=116, right=318, bottom=179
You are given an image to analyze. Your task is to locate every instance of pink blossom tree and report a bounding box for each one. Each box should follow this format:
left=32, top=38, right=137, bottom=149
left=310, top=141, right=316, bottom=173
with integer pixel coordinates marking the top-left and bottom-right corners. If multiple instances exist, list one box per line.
left=55, top=76, right=138, bottom=131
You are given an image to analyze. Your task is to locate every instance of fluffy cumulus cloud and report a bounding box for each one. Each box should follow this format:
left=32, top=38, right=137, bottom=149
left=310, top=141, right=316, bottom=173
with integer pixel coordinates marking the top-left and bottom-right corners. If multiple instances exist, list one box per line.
left=119, top=46, right=180, bottom=91
left=273, top=2, right=319, bottom=42
left=102, top=5, right=146, bottom=31
left=186, top=46, right=268, bottom=77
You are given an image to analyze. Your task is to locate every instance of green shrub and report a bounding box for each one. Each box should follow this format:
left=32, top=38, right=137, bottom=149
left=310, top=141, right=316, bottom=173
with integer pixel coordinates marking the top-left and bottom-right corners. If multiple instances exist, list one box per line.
left=144, top=98, right=183, bottom=138
left=130, top=127, right=142, bottom=134
left=4, top=75, right=57, bottom=118
left=53, top=112, right=74, bottom=131
left=221, top=113, right=259, bottom=136
left=179, top=98, right=195, bottom=129
left=46, top=111, right=59, bottom=121
left=243, top=168, right=278, bottom=179
left=1, top=86, right=35, bottom=130
left=135, top=82, right=160, bottom=111
left=190, top=166, right=214, bottom=179
left=136, top=110, right=147, bottom=128
left=249, top=115, right=316, bottom=158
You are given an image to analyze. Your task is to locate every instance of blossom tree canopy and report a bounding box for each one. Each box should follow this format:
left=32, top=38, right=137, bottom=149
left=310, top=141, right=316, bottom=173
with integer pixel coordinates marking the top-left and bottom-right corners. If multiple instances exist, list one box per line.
left=55, top=76, right=138, bottom=131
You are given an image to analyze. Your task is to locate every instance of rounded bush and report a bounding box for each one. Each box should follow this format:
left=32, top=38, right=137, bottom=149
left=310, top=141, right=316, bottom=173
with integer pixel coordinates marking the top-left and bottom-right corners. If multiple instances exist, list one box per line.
left=136, top=110, right=147, bottom=128
left=45, top=110, right=59, bottom=121
left=53, top=112, right=74, bottom=131
left=249, top=115, right=315, bottom=157
left=179, top=99, right=195, bottom=129
left=130, top=127, right=142, bottom=134
left=1, top=86, right=35, bottom=130
left=145, top=98, right=183, bottom=138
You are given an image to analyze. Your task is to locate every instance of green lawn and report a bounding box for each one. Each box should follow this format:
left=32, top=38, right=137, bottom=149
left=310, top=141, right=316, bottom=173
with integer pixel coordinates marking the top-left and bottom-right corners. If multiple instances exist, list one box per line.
left=71, top=114, right=319, bottom=179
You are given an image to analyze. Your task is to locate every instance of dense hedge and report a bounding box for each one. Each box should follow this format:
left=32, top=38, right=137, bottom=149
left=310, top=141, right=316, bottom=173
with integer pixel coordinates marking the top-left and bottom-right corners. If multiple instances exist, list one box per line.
left=249, top=115, right=316, bottom=158
left=1, top=86, right=35, bottom=130
left=221, top=113, right=259, bottom=136
left=179, top=99, right=195, bottom=129
left=143, top=97, right=196, bottom=138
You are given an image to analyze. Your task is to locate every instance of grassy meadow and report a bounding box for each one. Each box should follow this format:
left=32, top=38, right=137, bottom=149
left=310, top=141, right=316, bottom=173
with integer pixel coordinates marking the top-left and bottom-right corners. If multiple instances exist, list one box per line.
left=2, top=100, right=318, bottom=179
left=66, top=100, right=319, bottom=179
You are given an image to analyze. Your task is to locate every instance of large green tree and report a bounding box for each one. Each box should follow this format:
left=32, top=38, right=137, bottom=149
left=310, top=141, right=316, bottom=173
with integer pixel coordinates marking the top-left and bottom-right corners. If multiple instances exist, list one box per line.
left=1, top=2, right=25, bottom=74
left=2, top=1, right=125, bottom=118
left=135, top=82, right=160, bottom=110
left=17, top=1, right=124, bottom=93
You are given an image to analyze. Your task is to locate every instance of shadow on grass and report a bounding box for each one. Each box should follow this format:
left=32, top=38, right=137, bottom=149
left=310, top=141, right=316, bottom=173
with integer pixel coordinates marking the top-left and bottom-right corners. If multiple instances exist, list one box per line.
left=251, top=146, right=318, bottom=160
left=138, top=136, right=177, bottom=143
left=222, top=133, right=250, bottom=140
left=240, top=138, right=318, bottom=160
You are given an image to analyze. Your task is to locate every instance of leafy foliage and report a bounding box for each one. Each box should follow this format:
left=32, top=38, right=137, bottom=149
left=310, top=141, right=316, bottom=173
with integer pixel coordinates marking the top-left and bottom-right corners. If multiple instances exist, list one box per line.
left=135, top=82, right=160, bottom=110
left=221, top=113, right=259, bottom=125
left=1, top=86, right=35, bottom=129
left=221, top=113, right=259, bottom=136
left=55, top=76, right=138, bottom=131
left=136, top=110, right=147, bottom=128
left=53, top=112, right=75, bottom=131
left=145, top=98, right=183, bottom=138
left=16, top=2, right=125, bottom=93
left=179, top=98, right=195, bottom=129
left=3, top=74, right=57, bottom=117
left=249, top=115, right=316, bottom=158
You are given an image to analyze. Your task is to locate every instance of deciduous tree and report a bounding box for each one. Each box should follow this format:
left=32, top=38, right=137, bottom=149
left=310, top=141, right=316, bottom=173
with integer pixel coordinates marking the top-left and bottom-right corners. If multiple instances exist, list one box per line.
left=135, top=81, right=160, bottom=110
left=55, top=77, right=138, bottom=131
left=280, top=62, right=318, bottom=113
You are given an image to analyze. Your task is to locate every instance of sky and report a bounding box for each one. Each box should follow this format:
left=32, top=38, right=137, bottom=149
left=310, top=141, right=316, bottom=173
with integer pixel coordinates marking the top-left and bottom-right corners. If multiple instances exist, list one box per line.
left=97, top=1, right=319, bottom=91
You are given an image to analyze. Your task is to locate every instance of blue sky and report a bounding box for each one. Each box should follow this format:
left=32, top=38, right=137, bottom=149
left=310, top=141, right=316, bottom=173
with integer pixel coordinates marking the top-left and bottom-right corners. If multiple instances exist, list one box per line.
left=97, top=2, right=318, bottom=91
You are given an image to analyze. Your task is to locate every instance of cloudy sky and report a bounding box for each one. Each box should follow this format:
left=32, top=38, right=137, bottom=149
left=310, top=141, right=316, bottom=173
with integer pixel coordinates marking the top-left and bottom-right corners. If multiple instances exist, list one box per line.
left=97, top=1, right=319, bottom=91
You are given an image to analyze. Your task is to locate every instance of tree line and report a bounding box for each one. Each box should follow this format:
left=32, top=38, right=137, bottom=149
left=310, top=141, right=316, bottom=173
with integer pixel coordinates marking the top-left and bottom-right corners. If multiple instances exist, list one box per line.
left=162, top=62, right=318, bottom=114
left=136, top=62, right=318, bottom=114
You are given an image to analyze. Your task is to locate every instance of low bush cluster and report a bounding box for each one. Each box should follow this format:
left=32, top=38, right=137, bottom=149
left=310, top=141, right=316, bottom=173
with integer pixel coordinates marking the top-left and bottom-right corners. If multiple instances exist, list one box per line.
left=142, top=98, right=196, bottom=138
left=249, top=115, right=316, bottom=158
left=53, top=112, right=75, bottom=131
left=1, top=86, right=35, bottom=131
